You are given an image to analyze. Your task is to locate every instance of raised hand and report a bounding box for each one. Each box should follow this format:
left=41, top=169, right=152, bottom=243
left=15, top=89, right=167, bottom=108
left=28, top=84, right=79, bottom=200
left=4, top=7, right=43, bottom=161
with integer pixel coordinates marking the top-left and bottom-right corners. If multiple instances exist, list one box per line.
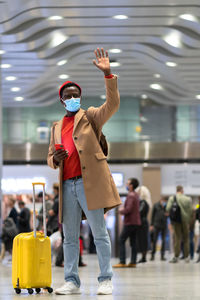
left=93, top=48, right=111, bottom=76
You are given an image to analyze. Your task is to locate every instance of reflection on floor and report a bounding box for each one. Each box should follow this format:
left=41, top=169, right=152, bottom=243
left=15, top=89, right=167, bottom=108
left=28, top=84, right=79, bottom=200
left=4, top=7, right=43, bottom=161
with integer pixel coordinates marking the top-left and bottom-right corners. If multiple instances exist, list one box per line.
left=0, top=253, right=200, bottom=300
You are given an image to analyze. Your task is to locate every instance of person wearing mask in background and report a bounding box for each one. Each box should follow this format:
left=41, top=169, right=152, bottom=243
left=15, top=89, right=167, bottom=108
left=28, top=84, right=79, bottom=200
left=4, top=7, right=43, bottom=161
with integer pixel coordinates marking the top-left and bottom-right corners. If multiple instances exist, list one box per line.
left=47, top=48, right=121, bottom=295
left=150, top=196, right=168, bottom=261
left=18, top=201, right=31, bottom=233
left=113, top=178, right=141, bottom=268
left=8, top=198, right=18, bottom=227
left=136, top=185, right=152, bottom=263
left=166, top=185, right=192, bottom=263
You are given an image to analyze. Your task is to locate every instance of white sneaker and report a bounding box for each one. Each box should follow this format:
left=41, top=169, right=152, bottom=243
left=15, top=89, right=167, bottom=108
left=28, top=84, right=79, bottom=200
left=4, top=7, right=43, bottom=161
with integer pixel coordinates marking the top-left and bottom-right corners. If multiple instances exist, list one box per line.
left=185, top=257, right=190, bottom=263
left=97, top=280, right=113, bottom=295
left=55, top=282, right=81, bottom=295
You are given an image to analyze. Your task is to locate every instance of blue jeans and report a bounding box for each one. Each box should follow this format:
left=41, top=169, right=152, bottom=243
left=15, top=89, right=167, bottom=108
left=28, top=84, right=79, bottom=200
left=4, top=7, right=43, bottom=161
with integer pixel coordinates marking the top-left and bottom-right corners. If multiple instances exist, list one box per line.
left=62, top=178, right=113, bottom=287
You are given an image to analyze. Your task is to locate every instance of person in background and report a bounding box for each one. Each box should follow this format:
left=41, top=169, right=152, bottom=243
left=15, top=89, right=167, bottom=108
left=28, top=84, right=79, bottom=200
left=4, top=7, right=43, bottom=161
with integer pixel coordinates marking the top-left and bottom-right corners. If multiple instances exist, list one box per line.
left=195, top=202, right=200, bottom=263
left=150, top=196, right=168, bottom=261
left=18, top=201, right=31, bottom=233
left=166, top=185, right=192, bottom=263
left=37, top=191, right=53, bottom=234
left=136, top=185, right=152, bottom=263
left=0, top=217, right=18, bottom=262
left=47, top=48, right=121, bottom=295
left=47, top=183, right=59, bottom=235
left=8, top=198, right=18, bottom=227
left=113, top=178, right=141, bottom=268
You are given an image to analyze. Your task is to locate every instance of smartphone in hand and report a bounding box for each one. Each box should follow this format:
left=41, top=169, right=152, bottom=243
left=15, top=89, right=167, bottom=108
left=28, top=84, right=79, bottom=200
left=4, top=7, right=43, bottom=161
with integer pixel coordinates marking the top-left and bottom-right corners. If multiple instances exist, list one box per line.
left=55, top=144, right=64, bottom=150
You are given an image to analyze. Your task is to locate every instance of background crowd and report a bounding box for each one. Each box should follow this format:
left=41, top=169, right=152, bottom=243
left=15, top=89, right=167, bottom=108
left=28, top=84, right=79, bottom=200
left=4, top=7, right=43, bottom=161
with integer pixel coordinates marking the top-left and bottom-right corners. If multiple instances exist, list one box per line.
left=1, top=181, right=200, bottom=267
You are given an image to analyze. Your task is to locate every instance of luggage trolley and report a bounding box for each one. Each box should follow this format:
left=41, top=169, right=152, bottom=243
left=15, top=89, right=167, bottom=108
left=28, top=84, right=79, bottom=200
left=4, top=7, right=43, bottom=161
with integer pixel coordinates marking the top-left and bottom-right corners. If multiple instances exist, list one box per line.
left=12, top=182, right=53, bottom=294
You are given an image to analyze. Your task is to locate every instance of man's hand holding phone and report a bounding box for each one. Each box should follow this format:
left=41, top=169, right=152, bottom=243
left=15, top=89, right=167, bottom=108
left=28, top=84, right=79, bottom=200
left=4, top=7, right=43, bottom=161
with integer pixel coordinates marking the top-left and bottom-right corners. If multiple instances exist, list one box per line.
left=53, top=144, right=68, bottom=165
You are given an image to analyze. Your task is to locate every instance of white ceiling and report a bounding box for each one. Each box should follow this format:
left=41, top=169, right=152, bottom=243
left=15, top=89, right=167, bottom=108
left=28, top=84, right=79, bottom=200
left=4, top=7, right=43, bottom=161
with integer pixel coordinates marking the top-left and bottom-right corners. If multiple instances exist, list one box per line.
left=0, top=0, right=200, bottom=107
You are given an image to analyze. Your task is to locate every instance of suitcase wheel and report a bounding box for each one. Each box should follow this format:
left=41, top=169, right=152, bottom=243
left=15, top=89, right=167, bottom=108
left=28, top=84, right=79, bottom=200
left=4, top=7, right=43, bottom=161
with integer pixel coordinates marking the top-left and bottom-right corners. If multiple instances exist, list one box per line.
left=47, top=287, right=53, bottom=293
left=35, top=288, right=41, bottom=294
left=27, top=288, right=34, bottom=294
left=14, top=288, right=21, bottom=294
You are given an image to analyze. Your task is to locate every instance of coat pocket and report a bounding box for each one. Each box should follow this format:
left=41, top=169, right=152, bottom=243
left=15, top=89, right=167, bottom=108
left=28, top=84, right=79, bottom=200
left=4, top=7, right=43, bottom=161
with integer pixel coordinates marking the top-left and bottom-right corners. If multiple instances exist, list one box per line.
left=95, top=152, right=107, bottom=160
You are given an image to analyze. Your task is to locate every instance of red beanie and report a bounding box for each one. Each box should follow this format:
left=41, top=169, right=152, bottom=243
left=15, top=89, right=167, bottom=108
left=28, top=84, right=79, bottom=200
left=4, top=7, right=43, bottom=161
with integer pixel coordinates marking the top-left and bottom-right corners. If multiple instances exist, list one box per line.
left=59, top=81, right=82, bottom=98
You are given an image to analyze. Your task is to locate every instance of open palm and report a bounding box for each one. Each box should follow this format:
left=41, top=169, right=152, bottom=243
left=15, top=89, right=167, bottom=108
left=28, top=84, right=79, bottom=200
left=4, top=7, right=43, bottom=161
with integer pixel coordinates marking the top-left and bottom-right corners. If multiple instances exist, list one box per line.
left=93, top=48, right=111, bottom=76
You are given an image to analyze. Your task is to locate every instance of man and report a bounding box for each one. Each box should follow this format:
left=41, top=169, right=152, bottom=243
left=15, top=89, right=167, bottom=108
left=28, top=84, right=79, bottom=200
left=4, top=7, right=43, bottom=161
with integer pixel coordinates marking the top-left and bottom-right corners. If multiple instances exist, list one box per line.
left=47, top=48, right=121, bottom=295
left=166, top=185, right=192, bottom=263
left=8, top=198, right=18, bottom=227
left=113, top=178, right=141, bottom=268
left=18, top=201, right=31, bottom=233
left=150, top=196, right=168, bottom=261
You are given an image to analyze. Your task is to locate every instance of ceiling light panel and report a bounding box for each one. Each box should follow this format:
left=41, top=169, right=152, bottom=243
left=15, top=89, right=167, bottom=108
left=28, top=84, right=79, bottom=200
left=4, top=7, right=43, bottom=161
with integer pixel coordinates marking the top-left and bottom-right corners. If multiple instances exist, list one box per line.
left=166, top=62, right=177, bottom=67
left=1, top=64, right=11, bottom=68
left=113, top=15, right=128, bottom=19
left=14, top=96, right=24, bottom=101
left=49, top=32, right=68, bottom=48
left=59, top=74, right=69, bottom=79
left=48, top=16, right=63, bottom=20
left=179, top=14, right=198, bottom=22
left=150, top=84, right=163, bottom=90
left=163, top=31, right=182, bottom=48
left=5, top=76, right=17, bottom=81
left=57, top=60, right=67, bottom=66
left=110, top=62, right=120, bottom=67
left=109, top=49, right=122, bottom=53
left=11, top=87, right=21, bottom=92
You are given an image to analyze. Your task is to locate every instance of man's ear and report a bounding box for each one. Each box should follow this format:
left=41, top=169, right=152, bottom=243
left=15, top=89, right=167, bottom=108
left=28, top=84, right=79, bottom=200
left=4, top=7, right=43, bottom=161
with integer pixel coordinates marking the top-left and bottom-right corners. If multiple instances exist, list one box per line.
left=60, top=98, right=66, bottom=106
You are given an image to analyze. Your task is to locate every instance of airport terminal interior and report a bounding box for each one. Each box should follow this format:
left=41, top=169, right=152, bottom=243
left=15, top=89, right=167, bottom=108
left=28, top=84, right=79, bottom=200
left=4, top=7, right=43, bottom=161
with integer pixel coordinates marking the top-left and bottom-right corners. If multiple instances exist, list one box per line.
left=1, top=1, right=200, bottom=299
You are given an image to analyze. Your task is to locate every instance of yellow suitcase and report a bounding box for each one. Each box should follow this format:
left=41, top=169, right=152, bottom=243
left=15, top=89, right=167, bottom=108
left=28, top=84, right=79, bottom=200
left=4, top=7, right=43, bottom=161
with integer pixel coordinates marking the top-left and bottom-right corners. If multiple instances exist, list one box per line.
left=12, top=183, right=53, bottom=295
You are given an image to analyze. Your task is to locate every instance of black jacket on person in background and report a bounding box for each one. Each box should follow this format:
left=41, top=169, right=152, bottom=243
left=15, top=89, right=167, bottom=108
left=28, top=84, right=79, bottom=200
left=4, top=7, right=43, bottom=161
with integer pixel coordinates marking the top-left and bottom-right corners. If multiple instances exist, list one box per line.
left=18, top=207, right=31, bottom=233
left=8, top=207, right=18, bottom=227
left=151, top=202, right=167, bottom=229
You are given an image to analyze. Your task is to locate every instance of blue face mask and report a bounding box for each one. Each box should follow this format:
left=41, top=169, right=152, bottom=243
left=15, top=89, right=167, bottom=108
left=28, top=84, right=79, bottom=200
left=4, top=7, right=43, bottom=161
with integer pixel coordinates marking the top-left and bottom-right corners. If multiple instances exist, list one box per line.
left=64, top=97, right=81, bottom=112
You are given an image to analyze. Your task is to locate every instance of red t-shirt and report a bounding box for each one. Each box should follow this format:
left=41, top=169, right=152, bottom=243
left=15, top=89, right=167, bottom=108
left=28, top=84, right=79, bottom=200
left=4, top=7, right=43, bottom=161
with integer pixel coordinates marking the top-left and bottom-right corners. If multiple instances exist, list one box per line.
left=61, top=116, right=82, bottom=180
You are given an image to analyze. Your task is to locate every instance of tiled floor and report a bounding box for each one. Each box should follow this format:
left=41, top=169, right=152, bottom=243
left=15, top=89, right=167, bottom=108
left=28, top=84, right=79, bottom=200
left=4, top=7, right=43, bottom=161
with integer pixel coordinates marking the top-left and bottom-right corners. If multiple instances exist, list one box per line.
left=0, top=253, right=200, bottom=300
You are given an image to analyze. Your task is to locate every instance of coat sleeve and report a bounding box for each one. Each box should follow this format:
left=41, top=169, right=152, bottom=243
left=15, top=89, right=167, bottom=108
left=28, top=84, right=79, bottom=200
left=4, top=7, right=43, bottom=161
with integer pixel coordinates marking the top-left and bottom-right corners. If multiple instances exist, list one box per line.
left=151, top=204, right=156, bottom=226
left=87, top=75, right=120, bottom=130
left=166, top=196, right=173, bottom=213
left=47, top=124, right=59, bottom=170
left=120, top=196, right=135, bottom=215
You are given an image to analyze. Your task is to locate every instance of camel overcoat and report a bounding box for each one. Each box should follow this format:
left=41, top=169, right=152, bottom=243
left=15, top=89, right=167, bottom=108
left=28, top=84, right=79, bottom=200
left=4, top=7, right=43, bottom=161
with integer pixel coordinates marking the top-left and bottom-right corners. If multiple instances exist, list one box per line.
left=47, top=75, right=122, bottom=223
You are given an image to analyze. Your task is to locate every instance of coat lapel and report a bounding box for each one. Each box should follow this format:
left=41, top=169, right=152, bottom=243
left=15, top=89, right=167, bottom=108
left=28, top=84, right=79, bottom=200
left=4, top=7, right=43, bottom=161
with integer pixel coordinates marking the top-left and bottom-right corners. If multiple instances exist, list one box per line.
left=73, top=108, right=85, bottom=133
left=54, top=118, right=64, bottom=143
left=54, top=109, right=85, bottom=142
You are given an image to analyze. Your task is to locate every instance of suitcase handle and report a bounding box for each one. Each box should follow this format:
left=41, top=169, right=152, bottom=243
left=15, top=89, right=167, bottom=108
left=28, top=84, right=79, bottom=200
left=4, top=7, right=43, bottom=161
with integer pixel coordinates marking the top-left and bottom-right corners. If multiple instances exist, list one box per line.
left=32, top=182, right=47, bottom=238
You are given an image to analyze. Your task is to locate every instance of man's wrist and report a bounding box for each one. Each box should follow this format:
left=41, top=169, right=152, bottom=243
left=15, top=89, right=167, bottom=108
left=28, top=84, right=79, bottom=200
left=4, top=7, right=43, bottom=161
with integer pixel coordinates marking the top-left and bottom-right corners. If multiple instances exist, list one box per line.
left=104, top=74, right=114, bottom=79
left=104, top=69, right=111, bottom=76
left=53, top=157, right=59, bottom=166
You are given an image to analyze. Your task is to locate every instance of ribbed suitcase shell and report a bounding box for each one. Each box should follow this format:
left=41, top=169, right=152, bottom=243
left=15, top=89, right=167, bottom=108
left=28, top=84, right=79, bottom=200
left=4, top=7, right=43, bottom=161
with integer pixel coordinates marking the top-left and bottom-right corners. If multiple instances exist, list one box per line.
left=12, top=231, right=52, bottom=289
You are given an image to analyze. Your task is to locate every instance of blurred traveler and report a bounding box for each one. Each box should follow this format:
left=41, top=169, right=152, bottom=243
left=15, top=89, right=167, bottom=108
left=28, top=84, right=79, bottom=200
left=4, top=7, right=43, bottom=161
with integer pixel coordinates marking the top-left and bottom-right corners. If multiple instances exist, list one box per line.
left=196, top=202, right=200, bottom=263
left=150, top=196, right=168, bottom=261
left=8, top=198, right=18, bottom=227
left=0, top=217, right=18, bottom=261
left=47, top=183, right=59, bottom=235
left=166, top=185, right=192, bottom=263
left=37, top=191, right=53, bottom=233
left=136, top=185, right=151, bottom=263
left=18, top=201, right=31, bottom=233
left=113, top=178, right=141, bottom=268
left=47, top=48, right=121, bottom=295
